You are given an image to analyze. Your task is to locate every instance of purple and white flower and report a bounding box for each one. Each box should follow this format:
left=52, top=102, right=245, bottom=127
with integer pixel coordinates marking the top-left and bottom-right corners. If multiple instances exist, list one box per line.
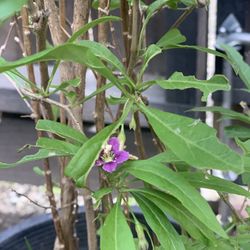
left=96, top=137, right=129, bottom=173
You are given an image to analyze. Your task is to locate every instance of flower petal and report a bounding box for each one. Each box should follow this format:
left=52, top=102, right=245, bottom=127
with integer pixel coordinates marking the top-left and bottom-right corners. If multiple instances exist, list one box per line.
left=115, top=150, right=129, bottom=164
left=95, top=159, right=104, bottom=166
left=108, top=137, right=120, bottom=152
left=102, top=161, right=118, bottom=173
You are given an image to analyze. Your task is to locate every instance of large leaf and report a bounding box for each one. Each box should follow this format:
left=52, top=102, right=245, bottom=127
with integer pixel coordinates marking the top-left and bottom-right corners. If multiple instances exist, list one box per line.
left=0, top=43, right=125, bottom=92
left=0, top=0, right=27, bottom=24
left=149, top=72, right=230, bottom=102
left=132, top=193, right=185, bottom=250
left=140, top=105, right=243, bottom=173
left=192, top=106, right=250, bottom=124
left=0, top=149, right=68, bottom=169
left=222, top=44, right=250, bottom=90
left=36, top=138, right=79, bottom=155
left=100, top=202, right=136, bottom=250
left=65, top=101, right=132, bottom=186
left=225, top=125, right=250, bottom=139
left=36, top=120, right=87, bottom=145
left=180, top=172, right=250, bottom=198
left=148, top=150, right=182, bottom=163
left=124, top=160, right=228, bottom=238
left=130, top=188, right=216, bottom=243
left=156, top=28, right=186, bottom=48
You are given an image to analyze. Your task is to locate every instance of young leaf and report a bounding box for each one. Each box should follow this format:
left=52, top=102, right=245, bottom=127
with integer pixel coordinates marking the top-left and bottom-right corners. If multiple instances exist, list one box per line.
left=0, top=0, right=27, bottom=24
left=192, top=106, right=250, bottom=124
left=36, top=120, right=87, bottom=145
left=180, top=172, right=250, bottom=198
left=132, top=193, right=185, bottom=250
left=139, top=44, right=162, bottom=79
left=78, top=40, right=133, bottom=87
left=65, top=101, right=132, bottom=186
left=156, top=28, right=186, bottom=48
left=36, top=137, right=79, bottom=155
left=222, top=44, right=250, bottom=90
left=225, top=125, right=250, bottom=139
left=100, top=202, right=136, bottom=250
left=236, top=138, right=250, bottom=156
left=140, top=105, right=243, bottom=173
left=131, top=188, right=216, bottom=243
left=69, top=16, right=120, bottom=43
left=153, top=72, right=230, bottom=102
left=0, top=149, right=68, bottom=169
left=124, top=160, right=228, bottom=238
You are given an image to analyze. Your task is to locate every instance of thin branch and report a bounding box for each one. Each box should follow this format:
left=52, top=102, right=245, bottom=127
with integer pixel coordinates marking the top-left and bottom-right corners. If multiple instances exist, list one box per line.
left=0, top=21, right=15, bottom=56
left=171, top=6, right=195, bottom=29
left=11, top=188, right=50, bottom=209
left=21, top=88, right=83, bottom=132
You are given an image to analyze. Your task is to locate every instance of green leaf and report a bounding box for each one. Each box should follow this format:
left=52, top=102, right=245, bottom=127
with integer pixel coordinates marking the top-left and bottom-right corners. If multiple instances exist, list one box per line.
left=236, top=138, right=250, bottom=156
left=33, top=166, right=45, bottom=176
left=225, top=125, right=250, bottom=139
left=180, top=0, right=196, bottom=6
left=139, top=44, right=162, bottom=79
left=180, top=172, right=250, bottom=198
left=168, top=44, right=227, bottom=59
left=130, top=188, right=216, bottom=243
left=0, top=149, right=68, bottom=169
left=132, top=193, right=185, bottom=250
left=65, top=101, right=132, bottom=186
left=140, top=105, right=243, bottom=173
left=36, top=120, right=87, bottom=145
left=124, top=160, right=228, bottom=238
left=36, top=137, right=79, bottom=155
left=192, top=106, right=250, bottom=124
left=156, top=28, right=186, bottom=48
left=0, top=43, right=126, bottom=93
left=0, top=0, right=27, bottom=24
left=78, top=40, right=133, bottom=87
left=69, top=16, right=121, bottom=42
left=93, top=187, right=113, bottom=201
left=222, top=44, right=250, bottom=90
left=100, top=202, right=136, bottom=250
left=153, top=72, right=230, bottom=102
left=50, top=78, right=81, bottom=94
left=148, top=150, right=182, bottom=163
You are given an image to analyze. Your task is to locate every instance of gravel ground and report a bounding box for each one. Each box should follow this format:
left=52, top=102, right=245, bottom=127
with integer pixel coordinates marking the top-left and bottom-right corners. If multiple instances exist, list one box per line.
left=0, top=181, right=61, bottom=232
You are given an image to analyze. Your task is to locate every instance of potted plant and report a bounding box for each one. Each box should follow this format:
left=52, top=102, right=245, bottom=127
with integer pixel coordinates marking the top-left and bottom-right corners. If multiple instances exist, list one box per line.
left=0, top=0, right=250, bottom=249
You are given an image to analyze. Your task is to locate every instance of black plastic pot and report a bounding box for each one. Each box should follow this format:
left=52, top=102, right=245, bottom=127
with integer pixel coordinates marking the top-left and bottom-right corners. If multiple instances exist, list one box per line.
left=0, top=210, right=88, bottom=250
left=0, top=207, right=180, bottom=250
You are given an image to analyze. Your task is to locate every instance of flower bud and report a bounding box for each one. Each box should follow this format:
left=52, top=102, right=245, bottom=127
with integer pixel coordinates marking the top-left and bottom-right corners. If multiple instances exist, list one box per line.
left=135, top=221, right=149, bottom=250
left=118, top=125, right=126, bottom=150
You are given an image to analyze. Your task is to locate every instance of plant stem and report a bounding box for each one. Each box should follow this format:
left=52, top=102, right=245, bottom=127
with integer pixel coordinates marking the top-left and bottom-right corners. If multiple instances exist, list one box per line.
left=97, top=0, right=112, bottom=218
left=170, top=6, right=195, bottom=29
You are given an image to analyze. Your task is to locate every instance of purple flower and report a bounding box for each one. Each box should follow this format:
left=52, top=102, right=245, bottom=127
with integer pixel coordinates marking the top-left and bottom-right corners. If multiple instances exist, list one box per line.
left=96, top=137, right=129, bottom=173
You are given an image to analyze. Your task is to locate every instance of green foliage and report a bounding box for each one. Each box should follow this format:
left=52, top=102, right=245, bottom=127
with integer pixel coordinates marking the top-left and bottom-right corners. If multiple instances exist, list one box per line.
left=124, top=160, right=228, bottom=238
left=133, top=193, right=185, bottom=250
left=0, top=0, right=27, bottom=24
left=225, top=125, right=250, bottom=139
left=143, top=72, right=230, bottom=101
left=100, top=202, right=136, bottom=250
left=222, top=44, right=250, bottom=90
left=140, top=105, right=243, bottom=173
left=36, top=120, right=87, bottom=145
left=180, top=172, right=250, bottom=197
